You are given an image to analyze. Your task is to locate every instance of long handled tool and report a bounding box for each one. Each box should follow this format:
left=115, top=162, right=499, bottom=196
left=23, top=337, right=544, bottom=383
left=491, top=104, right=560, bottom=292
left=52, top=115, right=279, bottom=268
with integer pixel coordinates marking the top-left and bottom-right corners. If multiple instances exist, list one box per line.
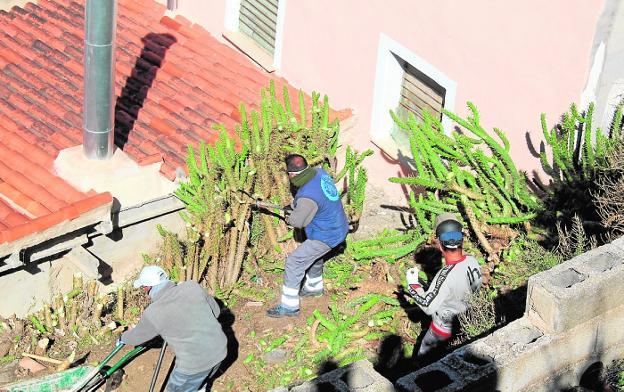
left=253, top=200, right=285, bottom=211
left=149, top=341, right=168, bottom=392
left=69, top=345, right=147, bottom=392
left=68, top=344, right=123, bottom=392
left=235, top=189, right=286, bottom=212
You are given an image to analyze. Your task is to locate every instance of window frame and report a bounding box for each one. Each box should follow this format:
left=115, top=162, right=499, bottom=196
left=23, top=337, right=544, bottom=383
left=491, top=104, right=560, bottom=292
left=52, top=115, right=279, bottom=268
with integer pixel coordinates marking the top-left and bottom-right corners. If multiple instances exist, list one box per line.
left=224, top=0, right=287, bottom=72
left=370, top=33, right=457, bottom=157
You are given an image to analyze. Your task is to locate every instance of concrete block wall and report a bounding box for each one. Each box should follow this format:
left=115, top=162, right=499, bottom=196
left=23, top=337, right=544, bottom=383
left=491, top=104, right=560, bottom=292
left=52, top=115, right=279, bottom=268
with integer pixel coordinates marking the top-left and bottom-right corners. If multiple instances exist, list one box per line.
left=280, top=237, right=624, bottom=391
left=526, top=236, right=624, bottom=334
left=270, top=360, right=394, bottom=392
left=395, top=237, right=624, bottom=391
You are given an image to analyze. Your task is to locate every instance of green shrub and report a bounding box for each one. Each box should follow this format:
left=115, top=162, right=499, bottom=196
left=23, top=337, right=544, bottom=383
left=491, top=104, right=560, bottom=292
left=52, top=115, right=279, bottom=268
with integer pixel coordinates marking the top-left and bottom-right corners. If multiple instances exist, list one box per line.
left=352, top=103, right=540, bottom=266
left=538, top=102, right=623, bottom=244
left=492, top=236, right=560, bottom=289
left=456, top=290, right=496, bottom=342
left=171, top=82, right=371, bottom=292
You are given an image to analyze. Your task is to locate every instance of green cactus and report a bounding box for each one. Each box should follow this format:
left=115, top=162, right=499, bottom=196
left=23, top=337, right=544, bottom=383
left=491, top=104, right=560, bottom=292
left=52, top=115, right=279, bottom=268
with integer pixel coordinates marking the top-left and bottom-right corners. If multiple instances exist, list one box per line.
left=538, top=102, right=623, bottom=243
left=171, top=82, right=369, bottom=292
left=540, top=103, right=621, bottom=184
left=371, top=104, right=540, bottom=263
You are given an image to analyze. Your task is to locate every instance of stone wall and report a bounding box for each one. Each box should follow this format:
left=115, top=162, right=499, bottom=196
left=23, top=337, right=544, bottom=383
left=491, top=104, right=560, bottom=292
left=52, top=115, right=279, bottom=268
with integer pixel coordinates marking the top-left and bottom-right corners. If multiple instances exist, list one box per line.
left=275, top=237, right=624, bottom=391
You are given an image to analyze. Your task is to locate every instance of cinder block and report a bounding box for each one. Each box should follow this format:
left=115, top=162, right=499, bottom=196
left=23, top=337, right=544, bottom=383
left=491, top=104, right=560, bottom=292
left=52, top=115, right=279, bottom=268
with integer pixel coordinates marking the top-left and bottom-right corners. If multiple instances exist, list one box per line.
left=526, top=241, right=624, bottom=334
left=395, top=362, right=462, bottom=392
left=593, top=303, right=624, bottom=355
left=289, top=360, right=393, bottom=392
left=290, top=379, right=348, bottom=392
left=479, top=305, right=624, bottom=391
left=441, top=347, right=497, bottom=391
left=459, top=318, right=554, bottom=391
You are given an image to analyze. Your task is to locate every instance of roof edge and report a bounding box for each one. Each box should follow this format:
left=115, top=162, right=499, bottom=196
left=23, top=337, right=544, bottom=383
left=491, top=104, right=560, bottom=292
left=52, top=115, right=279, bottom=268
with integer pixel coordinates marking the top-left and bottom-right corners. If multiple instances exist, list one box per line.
left=0, top=192, right=113, bottom=257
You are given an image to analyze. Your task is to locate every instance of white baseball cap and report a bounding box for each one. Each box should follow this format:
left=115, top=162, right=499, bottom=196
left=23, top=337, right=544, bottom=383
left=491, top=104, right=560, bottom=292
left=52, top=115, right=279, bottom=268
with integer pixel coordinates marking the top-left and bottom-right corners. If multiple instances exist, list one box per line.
left=133, top=266, right=169, bottom=288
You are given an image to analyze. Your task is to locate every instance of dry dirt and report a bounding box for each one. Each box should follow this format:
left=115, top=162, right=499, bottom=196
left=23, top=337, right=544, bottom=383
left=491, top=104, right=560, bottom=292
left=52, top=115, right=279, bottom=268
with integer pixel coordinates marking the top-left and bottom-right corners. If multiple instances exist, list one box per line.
left=86, top=279, right=400, bottom=391
left=96, top=296, right=336, bottom=391
left=1, top=184, right=407, bottom=391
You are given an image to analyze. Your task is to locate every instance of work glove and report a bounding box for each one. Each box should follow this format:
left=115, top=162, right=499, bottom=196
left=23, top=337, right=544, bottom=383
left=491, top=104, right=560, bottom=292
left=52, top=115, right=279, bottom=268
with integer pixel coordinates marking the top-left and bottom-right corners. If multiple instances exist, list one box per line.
left=405, top=266, right=423, bottom=296
left=115, top=338, right=125, bottom=347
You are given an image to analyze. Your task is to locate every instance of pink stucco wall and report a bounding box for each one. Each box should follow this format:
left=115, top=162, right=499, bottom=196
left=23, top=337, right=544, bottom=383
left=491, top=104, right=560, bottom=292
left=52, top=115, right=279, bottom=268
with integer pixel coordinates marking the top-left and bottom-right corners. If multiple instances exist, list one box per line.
left=170, top=0, right=605, bottom=202
left=157, top=0, right=227, bottom=35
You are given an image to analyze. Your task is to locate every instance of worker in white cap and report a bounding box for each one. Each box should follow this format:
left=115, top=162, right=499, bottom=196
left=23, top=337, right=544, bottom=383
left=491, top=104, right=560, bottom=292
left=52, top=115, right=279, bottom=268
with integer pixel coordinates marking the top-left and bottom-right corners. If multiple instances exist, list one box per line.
left=119, top=266, right=227, bottom=391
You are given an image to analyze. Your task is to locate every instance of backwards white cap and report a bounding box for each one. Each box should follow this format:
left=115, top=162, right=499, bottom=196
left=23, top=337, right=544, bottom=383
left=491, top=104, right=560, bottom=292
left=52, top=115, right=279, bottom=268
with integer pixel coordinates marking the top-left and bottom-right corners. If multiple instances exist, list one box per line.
left=133, top=265, right=169, bottom=288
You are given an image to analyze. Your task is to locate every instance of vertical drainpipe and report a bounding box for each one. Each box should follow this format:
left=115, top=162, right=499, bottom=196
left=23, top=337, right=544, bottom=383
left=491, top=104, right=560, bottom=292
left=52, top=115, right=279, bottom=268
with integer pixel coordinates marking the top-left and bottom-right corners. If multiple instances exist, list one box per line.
left=83, top=0, right=117, bottom=160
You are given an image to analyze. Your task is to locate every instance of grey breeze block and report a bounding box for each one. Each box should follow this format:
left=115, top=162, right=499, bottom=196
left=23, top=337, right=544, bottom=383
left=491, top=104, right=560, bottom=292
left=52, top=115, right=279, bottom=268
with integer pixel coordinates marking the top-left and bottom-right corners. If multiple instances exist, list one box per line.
left=526, top=237, right=624, bottom=334
left=269, top=359, right=394, bottom=392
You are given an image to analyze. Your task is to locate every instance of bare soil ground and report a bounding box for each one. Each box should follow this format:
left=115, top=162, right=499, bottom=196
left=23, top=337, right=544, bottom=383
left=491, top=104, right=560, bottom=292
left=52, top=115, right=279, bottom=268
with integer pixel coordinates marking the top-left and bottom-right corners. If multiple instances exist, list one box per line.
left=111, top=296, right=333, bottom=392
left=97, top=280, right=398, bottom=391
left=0, top=188, right=409, bottom=391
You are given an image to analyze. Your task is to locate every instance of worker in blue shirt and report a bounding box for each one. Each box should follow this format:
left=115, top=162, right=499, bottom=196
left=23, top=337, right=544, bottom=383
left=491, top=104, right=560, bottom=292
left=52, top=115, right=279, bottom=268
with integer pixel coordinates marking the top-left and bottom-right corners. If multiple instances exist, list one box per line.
left=267, top=154, right=349, bottom=318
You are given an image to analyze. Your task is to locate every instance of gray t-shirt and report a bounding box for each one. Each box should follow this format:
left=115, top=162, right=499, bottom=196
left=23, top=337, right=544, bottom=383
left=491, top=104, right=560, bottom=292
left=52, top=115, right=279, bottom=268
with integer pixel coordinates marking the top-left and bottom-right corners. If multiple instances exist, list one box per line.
left=406, top=255, right=482, bottom=335
left=287, top=197, right=318, bottom=228
left=121, top=281, right=228, bottom=373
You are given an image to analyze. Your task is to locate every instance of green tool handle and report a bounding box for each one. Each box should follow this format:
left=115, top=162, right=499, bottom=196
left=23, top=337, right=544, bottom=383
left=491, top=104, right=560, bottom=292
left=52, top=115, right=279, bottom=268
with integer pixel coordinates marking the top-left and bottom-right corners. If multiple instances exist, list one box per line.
left=104, top=346, right=148, bottom=377
left=100, top=344, right=125, bottom=368
left=69, top=344, right=126, bottom=392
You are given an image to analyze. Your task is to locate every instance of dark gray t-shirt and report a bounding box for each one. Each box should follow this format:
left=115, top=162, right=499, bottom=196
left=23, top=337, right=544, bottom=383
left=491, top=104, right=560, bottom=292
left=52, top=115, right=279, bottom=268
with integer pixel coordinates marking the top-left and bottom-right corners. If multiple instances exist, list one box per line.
left=121, top=281, right=227, bottom=373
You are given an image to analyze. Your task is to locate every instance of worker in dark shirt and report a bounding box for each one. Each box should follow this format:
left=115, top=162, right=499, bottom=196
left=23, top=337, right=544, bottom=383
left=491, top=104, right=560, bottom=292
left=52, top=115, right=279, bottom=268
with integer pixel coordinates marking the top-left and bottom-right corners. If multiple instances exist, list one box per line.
left=267, top=154, right=349, bottom=318
left=120, top=266, right=227, bottom=391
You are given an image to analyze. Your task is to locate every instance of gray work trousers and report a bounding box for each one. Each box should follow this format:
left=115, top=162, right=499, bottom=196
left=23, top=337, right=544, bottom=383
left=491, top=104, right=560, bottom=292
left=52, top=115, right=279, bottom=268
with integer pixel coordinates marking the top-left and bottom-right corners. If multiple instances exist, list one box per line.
left=283, top=239, right=332, bottom=288
left=280, top=239, right=331, bottom=309
left=417, top=327, right=450, bottom=357
left=166, top=362, right=221, bottom=392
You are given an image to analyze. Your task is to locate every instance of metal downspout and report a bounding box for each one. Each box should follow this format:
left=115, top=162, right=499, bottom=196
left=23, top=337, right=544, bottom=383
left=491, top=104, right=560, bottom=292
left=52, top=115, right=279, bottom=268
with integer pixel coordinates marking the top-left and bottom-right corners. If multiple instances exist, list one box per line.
left=83, top=0, right=117, bottom=159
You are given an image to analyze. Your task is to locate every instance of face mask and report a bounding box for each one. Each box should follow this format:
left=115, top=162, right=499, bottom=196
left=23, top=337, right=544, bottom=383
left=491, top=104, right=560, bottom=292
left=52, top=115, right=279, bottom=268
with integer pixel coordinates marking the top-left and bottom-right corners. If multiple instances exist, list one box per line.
left=148, top=280, right=170, bottom=299
left=290, top=166, right=315, bottom=187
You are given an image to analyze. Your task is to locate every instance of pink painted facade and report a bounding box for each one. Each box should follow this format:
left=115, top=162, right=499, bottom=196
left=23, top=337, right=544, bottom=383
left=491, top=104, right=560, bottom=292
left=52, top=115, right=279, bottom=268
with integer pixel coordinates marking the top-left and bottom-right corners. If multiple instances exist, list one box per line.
left=163, top=0, right=605, bottom=201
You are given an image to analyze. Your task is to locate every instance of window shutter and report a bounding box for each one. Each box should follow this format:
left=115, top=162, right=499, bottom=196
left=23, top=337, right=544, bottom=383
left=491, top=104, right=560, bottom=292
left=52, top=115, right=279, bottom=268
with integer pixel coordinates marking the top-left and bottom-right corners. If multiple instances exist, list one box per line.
left=397, top=61, right=445, bottom=122
left=392, top=59, right=446, bottom=148
left=239, top=0, right=279, bottom=54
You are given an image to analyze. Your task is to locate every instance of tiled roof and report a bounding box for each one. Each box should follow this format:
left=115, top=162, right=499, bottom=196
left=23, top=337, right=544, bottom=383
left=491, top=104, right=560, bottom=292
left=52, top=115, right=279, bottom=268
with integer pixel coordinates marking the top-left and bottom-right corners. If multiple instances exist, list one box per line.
left=0, top=0, right=350, bottom=249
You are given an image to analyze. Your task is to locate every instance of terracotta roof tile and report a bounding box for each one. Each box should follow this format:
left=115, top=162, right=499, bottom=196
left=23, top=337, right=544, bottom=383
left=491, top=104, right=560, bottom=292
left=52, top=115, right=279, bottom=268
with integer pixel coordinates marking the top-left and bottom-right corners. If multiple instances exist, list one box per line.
left=160, top=16, right=181, bottom=31
left=0, top=197, right=16, bottom=219
left=0, top=0, right=351, bottom=247
left=4, top=212, right=29, bottom=227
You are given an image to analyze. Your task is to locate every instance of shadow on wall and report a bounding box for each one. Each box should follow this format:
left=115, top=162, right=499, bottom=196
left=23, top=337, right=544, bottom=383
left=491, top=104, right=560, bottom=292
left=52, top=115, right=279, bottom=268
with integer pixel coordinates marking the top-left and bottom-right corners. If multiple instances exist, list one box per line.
left=114, top=32, right=177, bottom=149
left=373, top=145, right=420, bottom=202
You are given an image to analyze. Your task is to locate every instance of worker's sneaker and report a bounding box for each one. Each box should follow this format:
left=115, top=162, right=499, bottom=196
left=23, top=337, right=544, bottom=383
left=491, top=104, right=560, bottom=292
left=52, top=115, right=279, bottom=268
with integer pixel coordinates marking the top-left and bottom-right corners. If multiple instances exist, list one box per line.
left=266, top=304, right=300, bottom=318
left=299, top=287, right=324, bottom=298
